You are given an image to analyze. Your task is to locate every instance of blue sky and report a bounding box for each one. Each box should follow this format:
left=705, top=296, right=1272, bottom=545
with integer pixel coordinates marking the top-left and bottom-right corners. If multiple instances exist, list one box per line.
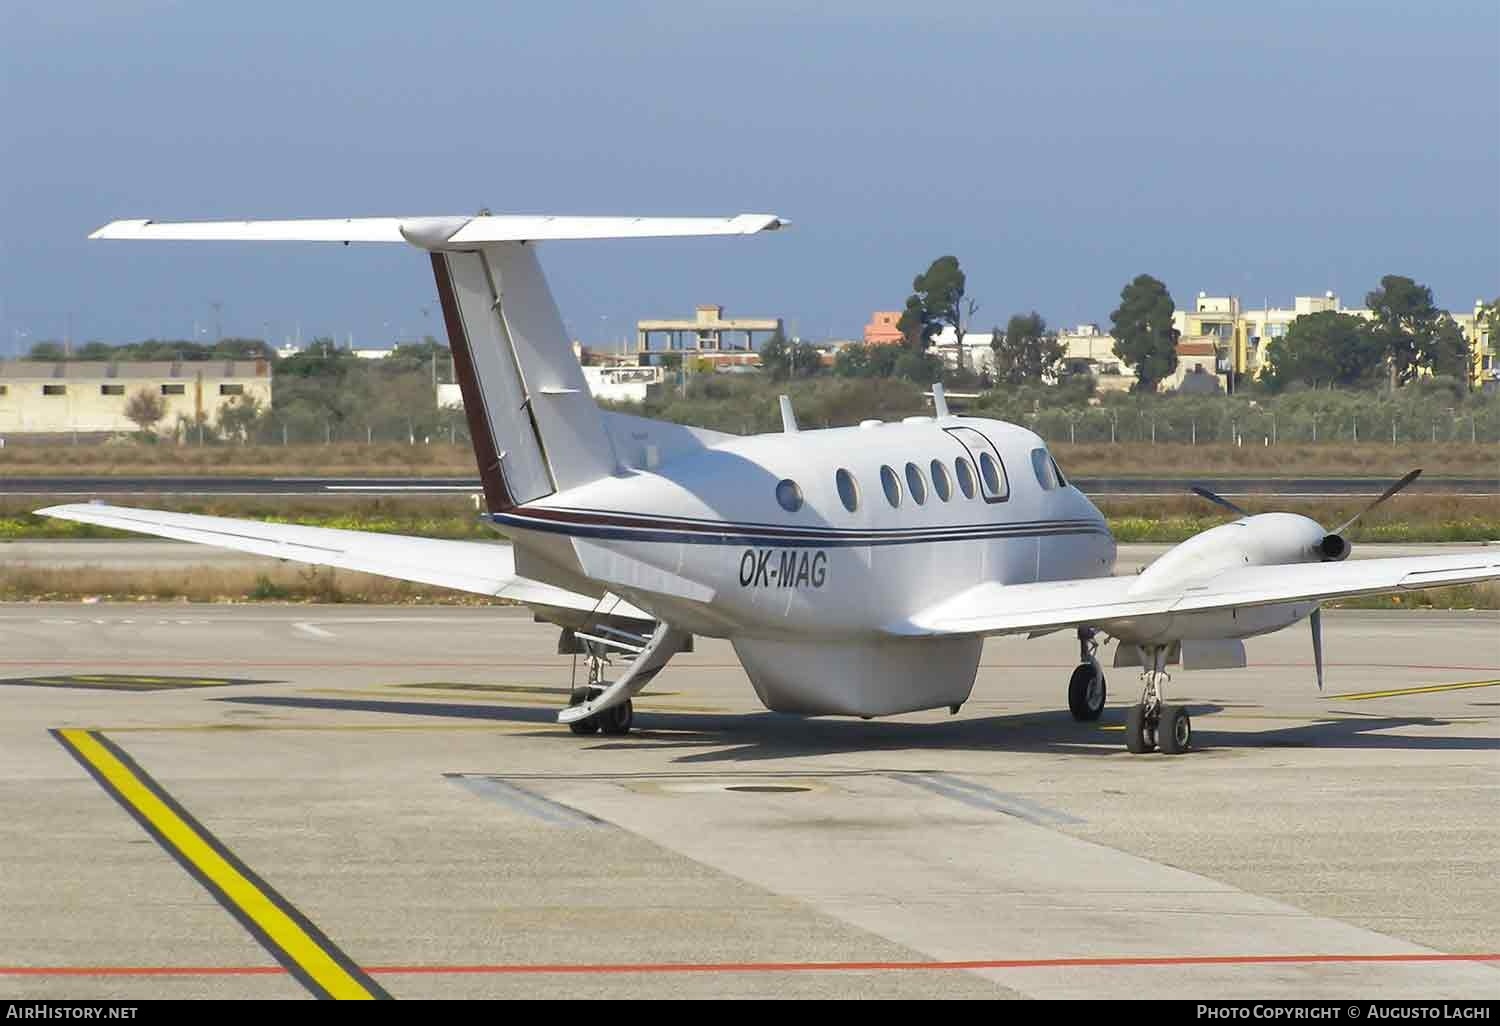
left=2, top=0, right=1496, bottom=352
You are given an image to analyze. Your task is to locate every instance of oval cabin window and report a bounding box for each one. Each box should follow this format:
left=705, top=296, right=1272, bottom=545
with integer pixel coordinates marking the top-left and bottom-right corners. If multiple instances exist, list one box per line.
left=929, top=459, right=952, bottom=502
left=835, top=468, right=859, bottom=512
left=879, top=465, right=902, bottom=507
left=904, top=462, right=927, bottom=505
left=775, top=478, right=804, bottom=513
left=979, top=451, right=1003, bottom=496
left=954, top=458, right=976, bottom=499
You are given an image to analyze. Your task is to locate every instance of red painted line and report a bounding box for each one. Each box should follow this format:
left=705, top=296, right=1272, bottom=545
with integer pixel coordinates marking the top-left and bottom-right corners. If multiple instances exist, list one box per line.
left=0, top=966, right=284, bottom=977
left=5, top=953, right=1498, bottom=978
left=0, top=660, right=1495, bottom=672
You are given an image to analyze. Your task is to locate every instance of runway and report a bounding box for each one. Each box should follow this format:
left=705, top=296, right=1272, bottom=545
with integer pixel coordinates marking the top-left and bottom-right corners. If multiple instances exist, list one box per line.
left=1, top=604, right=1497, bottom=999
left=2, top=474, right=1495, bottom=497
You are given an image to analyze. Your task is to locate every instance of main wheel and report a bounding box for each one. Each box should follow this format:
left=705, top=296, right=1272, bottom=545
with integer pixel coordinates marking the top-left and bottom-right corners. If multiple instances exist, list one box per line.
left=568, top=687, right=601, bottom=735
left=1068, top=663, right=1107, bottom=721
left=1157, top=705, right=1192, bottom=755
left=1125, top=703, right=1155, bottom=754
left=597, top=699, right=634, bottom=736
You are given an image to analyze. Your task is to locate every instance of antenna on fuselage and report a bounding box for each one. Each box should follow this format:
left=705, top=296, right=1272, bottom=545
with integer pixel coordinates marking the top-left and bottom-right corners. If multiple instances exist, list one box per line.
left=779, top=395, right=799, bottom=433
left=931, top=381, right=950, bottom=418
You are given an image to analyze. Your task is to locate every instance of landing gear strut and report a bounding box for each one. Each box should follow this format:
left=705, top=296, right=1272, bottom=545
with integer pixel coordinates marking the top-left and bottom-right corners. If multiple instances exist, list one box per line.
left=1068, top=628, right=1107, bottom=722
left=1124, top=645, right=1192, bottom=755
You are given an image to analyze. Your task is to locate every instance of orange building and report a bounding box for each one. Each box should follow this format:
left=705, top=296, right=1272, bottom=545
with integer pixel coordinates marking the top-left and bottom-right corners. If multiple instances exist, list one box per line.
left=863, top=311, right=905, bottom=346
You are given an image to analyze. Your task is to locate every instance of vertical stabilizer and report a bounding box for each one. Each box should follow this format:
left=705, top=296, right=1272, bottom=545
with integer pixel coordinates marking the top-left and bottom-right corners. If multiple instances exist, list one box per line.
left=431, top=243, right=618, bottom=510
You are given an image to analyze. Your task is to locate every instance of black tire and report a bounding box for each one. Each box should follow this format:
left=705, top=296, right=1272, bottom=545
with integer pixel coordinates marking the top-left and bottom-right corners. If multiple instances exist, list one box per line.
left=569, top=716, right=600, bottom=735
left=1068, top=663, right=1107, bottom=722
left=1125, top=703, right=1154, bottom=754
left=1158, top=705, right=1192, bottom=755
left=598, top=699, right=634, bottom=736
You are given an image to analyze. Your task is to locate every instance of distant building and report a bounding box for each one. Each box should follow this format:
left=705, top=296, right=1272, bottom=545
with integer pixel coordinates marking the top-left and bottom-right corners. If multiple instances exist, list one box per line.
left=862, top=311, right=905, bottom=346
left=0, top=360, right=272, bottom=434
left=636, top=305, right=782, bottom=359
left=927, top=326, right=997, bottom=375
left=1058, top=324, right=1133, bottom=391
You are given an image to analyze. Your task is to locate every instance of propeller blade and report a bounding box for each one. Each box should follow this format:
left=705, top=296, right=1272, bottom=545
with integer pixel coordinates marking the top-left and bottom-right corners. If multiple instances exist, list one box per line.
left=1331, top=469, right=1423, bottom=535
left=1189, top=485, right=1249, bottom=517
left=1310, top=606, right=1324, bottom=691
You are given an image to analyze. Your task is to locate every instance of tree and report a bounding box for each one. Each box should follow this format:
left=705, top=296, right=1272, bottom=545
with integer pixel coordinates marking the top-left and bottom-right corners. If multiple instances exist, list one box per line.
left=1365, top=275, right=1441, bottom=387
left=123, top=388, right=166, bottom=434
left=897, top=256, right=967, bottom=352
left=833, top=344, right=870, bottom=378
left=27, top=341, right=66, bottom=361
left=990, top=311, right=1064, bottom=387
left=1109, top=274, right=1179, bottom=393
left=1260, top=311, right=1384, bottom=390
left=1427, top=314, right=1472, bottom=387
left=893, top=350, right=944, bottom=383
left=758, top=331, right=820, bottom=381
left=216, top=393, right=264, bottom=442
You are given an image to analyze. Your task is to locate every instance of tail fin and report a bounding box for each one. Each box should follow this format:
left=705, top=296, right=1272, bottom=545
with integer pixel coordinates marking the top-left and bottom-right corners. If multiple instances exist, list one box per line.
left=91, top=213, right=788, bottom=512
left=431, top=244, right=614, bottom=509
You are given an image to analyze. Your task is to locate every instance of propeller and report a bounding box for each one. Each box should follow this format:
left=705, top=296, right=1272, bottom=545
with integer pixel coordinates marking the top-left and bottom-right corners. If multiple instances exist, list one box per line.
left=1189, top=485, right=1249, bottom=517
left=1330, top=468, right=1423, bottom=535
left=1310, top=606, right=1324, bottom=691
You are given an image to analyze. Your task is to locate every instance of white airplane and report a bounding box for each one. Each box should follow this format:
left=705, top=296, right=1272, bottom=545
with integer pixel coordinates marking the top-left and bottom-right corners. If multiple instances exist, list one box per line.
left=41, top=213, right=1500, bottom=755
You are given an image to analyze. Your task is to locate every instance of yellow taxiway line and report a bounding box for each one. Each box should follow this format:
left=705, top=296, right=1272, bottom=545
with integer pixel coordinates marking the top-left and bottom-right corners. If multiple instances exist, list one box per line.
left=1326, top=679, right=1500, bottom=702
left=52, top=728, right=388, bottom=1000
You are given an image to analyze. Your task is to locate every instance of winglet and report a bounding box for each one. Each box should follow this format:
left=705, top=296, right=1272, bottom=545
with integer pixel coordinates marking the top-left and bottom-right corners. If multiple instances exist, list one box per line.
left=779, top=395, right=799, bottom=433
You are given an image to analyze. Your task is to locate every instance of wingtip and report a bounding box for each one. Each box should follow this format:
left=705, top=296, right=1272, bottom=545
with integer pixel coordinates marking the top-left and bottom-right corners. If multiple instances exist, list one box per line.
left=89, top=219, right=148, bottom=240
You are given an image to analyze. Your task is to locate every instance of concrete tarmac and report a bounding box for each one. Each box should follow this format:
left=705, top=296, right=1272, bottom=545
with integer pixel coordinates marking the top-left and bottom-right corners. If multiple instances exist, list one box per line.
left=0, top=604, right=1497, bottom=999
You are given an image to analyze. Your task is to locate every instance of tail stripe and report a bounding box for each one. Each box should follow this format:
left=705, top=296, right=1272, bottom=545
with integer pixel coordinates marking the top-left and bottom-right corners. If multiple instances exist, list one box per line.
left=430, top=252, right=513, bottom=511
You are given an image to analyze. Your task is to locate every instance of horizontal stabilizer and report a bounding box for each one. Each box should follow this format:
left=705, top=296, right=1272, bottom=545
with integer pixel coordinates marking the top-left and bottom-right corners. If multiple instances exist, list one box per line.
left=90, top=214, right=788, bottom=247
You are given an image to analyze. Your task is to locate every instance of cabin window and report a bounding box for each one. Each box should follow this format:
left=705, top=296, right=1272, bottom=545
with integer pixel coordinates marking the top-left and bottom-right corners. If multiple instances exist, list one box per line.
left=929, top=459, right=952, bottom=501
left=219, top=383, right=244, bottom=396
left=978, top=451, right=1009, bottom=499
left=775, top=478, right=804, bottom=513
left=161, top=384, right=186, bottom=396
left=954, top=457, right=976, bottom=499
left=42, top=385, right=65, bottom=396
left=879, top=465, right=902, bottom=507
left=835, top=468, right=859, bottom=512
left=1030, top=448, right=1059, bottom=490
left=904, top=462, right=927, bottom=505
left=100, top=384, right=124, bottom=396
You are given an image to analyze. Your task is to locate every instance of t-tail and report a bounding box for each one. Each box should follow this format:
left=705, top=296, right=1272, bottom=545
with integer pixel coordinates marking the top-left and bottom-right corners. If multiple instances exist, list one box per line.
left=90, top=212, right=788, bottom=511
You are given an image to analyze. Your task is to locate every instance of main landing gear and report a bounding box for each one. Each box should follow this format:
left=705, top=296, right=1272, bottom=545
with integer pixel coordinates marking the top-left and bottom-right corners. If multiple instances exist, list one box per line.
left=566, top=639, right=636, bottom=736
left=1068, top=627, right=1107, bottom=722
left=1124, top=645, right=1192, bottom=755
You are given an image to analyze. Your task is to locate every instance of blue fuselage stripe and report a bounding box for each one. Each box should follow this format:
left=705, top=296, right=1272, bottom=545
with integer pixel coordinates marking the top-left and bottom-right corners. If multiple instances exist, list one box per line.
left=490, top=511, right=1113, bottom=548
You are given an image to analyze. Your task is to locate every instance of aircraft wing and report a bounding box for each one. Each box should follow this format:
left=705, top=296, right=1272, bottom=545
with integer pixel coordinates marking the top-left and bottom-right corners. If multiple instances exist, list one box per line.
left=35, top=503, right=651, bottom=622
left=887, top=551, right=1500, bottom=638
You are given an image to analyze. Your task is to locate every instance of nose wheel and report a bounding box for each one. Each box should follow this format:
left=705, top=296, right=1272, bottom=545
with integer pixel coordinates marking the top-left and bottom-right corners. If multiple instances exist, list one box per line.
left=1068, top=628, right=1107, bottom=721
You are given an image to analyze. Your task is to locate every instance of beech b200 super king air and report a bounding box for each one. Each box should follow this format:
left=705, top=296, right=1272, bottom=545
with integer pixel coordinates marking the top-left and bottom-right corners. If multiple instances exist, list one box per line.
left=43, top=213, right=1500, bottom=755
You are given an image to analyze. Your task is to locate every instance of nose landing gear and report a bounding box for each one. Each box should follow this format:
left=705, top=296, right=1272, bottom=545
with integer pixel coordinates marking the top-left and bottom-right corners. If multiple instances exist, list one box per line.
left=1068, top=627, right=1107, bottom=722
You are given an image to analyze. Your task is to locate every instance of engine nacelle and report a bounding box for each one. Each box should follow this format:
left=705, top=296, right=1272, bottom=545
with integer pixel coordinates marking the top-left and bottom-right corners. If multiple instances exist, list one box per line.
left=1131, top=512, right=1331, bottom=595
left=1103, top=513, right=1331, bottom=646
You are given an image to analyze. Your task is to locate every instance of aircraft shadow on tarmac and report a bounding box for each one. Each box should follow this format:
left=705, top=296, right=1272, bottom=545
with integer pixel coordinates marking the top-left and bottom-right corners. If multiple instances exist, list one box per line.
left=215, top=695, right=1500, bottom=761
